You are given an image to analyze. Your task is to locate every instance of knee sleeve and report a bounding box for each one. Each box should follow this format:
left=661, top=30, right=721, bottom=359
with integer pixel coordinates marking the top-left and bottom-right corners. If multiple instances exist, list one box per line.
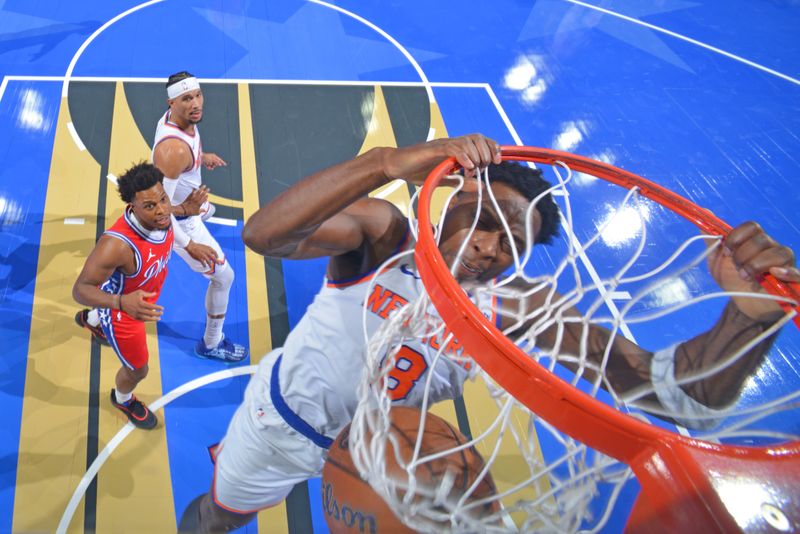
left=206, top=261, right=234, bottom=316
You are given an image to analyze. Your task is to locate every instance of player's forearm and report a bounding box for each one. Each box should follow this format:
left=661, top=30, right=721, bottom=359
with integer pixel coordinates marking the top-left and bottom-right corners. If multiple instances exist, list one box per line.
left=673, top=301, right=778, bottom=408
left=242, top=147, right=391, bottom=255
left=171, top=215, right=190, bottom=248
left=171, top=203, right=189, bottom=217
left=72, top=282, right=122, bottom=311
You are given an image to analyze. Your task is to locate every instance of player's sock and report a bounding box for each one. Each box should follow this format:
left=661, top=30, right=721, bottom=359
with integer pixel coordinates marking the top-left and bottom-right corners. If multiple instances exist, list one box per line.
left=204, top=264, right=233, bottom=348
left=87, top=308, right=101, bottom=327
left=203, top=316, right=224, bottom=349
left=115, top=389, right=133, bottom=405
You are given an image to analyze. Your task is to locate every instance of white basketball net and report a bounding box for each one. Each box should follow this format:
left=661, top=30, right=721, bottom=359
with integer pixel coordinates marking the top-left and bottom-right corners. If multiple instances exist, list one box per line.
left=349, top=159, right=800, bottom=533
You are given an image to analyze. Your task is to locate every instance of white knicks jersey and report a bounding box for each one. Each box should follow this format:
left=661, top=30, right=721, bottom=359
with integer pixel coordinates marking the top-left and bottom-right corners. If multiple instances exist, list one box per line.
left=152, top=110, right=203, bottom=205
left=267, top=234, right=498, bottom=441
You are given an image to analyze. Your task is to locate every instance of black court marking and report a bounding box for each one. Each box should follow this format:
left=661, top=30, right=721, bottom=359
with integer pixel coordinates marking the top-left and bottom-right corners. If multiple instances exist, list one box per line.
left=191, top=83, right=244, bottom=211
left=380, top=86, right=475, bottom=440
left=247, top=82, right=378, bottom=533
left=383, top=86, right=433, bottom=200
left=245, top=82, right=453, bottom=532
left=452, top=395, right=473, bottom=441
left=382, top=86, right=430, bottom=148
left=68, top=80, right=116, bottom=532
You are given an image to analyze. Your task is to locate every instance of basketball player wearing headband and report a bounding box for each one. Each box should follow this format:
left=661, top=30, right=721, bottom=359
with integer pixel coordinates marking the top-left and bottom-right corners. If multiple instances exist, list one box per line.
left=179, top=134, right=799, bottom=531
left=151, top=71, right=247, bottom=362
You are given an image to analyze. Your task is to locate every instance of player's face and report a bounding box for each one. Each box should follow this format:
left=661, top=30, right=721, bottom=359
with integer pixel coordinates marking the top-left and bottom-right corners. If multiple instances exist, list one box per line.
left=438, top=182, right=539, bottom=284
left=131, top=183, right=171, bottom=231
left=169, top=88, right=204, bottom=126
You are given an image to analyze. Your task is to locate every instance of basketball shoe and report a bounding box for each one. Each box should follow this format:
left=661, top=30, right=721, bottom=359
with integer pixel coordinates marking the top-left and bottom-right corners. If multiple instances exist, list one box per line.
left=75, top=309, right=109, bottom=345
left=194, top=336, right=248, bottom=363
left=110, top=389, right=158, bottom=429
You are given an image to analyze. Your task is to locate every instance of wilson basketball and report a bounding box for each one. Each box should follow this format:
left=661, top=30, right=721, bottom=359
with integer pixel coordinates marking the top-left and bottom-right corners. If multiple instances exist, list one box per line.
left=321, top=407, right=498, bottom=533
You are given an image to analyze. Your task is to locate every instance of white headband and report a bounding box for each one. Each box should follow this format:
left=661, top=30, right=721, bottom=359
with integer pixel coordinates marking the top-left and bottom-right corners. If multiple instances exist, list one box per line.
left=167, top=77, right=201, bottom=99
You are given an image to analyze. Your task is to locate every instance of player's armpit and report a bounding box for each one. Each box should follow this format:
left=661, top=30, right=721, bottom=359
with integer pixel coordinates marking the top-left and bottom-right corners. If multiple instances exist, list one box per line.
left=72, top=236, right=135, bottom=308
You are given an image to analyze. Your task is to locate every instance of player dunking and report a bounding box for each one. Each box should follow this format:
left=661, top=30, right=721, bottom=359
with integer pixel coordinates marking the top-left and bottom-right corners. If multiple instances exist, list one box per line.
left=72, top=163, right=173, bottom=429
left=151, top=71, right=247, bottom=362
left=179, top=134, right=800, bottom=531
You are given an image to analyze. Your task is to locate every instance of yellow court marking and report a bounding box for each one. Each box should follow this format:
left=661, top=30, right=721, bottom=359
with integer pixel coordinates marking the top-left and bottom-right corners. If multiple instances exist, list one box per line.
left=422, top=100, right=453, bottom=227
left=208, top=192, right=244, bottom=209
left=363, top=86, right=417, bottom=219
left=12, top=97, right=99, bottom=533
left=237, top=83, right=289, bottom=534
left=238, top=83, right=272, bottom=367
left=93, top=81, right=176, bottom=533
left=414, top=101, right=462, bottom=426
left=462, top=379, right=551, bottom=527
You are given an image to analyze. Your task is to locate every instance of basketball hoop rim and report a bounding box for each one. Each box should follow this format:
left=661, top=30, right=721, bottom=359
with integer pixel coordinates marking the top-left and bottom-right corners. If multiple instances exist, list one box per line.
left=414, top=145, right=800, bottom=468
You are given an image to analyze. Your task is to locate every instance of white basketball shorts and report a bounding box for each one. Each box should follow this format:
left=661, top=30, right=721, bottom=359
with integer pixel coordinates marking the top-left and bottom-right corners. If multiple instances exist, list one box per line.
left=212, top=350, right=328, bottom=514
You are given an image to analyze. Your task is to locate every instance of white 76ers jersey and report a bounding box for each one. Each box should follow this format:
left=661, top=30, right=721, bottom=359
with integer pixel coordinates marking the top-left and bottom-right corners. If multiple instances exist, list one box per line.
left=273, top=240, right=498, bottom=440
left=152, top=110, right=203, bottom=205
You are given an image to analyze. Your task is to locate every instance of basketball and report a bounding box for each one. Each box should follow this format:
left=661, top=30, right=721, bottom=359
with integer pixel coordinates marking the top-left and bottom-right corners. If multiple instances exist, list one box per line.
left=321, top=407, right=498, bottom=533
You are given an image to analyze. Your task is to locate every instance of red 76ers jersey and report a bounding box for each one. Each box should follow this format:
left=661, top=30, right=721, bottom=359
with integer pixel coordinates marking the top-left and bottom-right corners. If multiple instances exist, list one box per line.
left=100, top=208, right=173, bottom=303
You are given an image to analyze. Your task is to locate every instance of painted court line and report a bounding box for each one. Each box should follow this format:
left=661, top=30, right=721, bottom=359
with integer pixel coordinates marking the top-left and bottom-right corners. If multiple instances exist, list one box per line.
left=564, top=0, right=800, bottom=86
left=56, top=365, right=257, bottom=534
left=3, top=75, right=493, bottom=88
left=66, top=122, right=86, bottom=151
left=61, top=0, right=165, bottom=99
left=482, top=84, right=637, bottom=340
left=206, top=216, right=238, bottom=226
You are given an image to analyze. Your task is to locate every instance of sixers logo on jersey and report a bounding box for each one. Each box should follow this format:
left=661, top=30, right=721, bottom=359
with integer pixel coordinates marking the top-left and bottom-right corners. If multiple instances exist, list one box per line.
left=102, top=208, right=174, bottom=300
left=138, top=249, right=172, bottom=289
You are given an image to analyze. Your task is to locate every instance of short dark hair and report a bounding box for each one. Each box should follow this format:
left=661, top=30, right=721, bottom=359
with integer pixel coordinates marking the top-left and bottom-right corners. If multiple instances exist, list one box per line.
left=166, top=70, right=194, bottom=88
left=117, top=162, right=164, bottom=203
left=487, top=161, right=560, bottom=245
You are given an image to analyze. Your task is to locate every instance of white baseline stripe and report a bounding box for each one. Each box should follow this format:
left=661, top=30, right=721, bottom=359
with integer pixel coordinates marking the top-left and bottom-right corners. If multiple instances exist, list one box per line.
left=206, top=216, right=238, bottom=226
left=563, top=0, right=800, bottom=86
left=56, top=365, right=257, bottom=534
left=4, top=75, right=492, bottom=88
left=0, top=76, right=8, bottom=104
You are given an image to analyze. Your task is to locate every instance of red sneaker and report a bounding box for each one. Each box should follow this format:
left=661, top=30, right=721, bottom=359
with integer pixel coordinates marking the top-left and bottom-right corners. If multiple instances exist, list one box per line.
left=74, top=309, right=109, bottom=346
left=110, top=389, right=157, bottom=430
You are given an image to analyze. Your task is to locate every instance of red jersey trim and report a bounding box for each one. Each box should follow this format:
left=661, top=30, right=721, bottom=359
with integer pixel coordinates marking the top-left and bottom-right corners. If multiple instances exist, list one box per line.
left=163, top=111, right=196, bottom=137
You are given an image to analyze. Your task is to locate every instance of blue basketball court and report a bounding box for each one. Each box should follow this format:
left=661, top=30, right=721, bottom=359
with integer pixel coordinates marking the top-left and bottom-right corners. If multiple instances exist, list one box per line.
left=0, top=1, right=798, bottom=532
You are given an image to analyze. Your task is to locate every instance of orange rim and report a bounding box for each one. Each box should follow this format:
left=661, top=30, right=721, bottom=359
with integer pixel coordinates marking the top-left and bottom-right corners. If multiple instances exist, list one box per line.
left=414, top=146, right=800, bottom=529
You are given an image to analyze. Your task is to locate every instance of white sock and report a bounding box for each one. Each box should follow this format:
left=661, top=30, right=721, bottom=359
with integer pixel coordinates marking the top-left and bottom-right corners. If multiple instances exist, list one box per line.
left=204, top=316, right=224, bottom=349
left=115, top=389, right=133, bottom=405
left=87, top=309, right=101, bottom=327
